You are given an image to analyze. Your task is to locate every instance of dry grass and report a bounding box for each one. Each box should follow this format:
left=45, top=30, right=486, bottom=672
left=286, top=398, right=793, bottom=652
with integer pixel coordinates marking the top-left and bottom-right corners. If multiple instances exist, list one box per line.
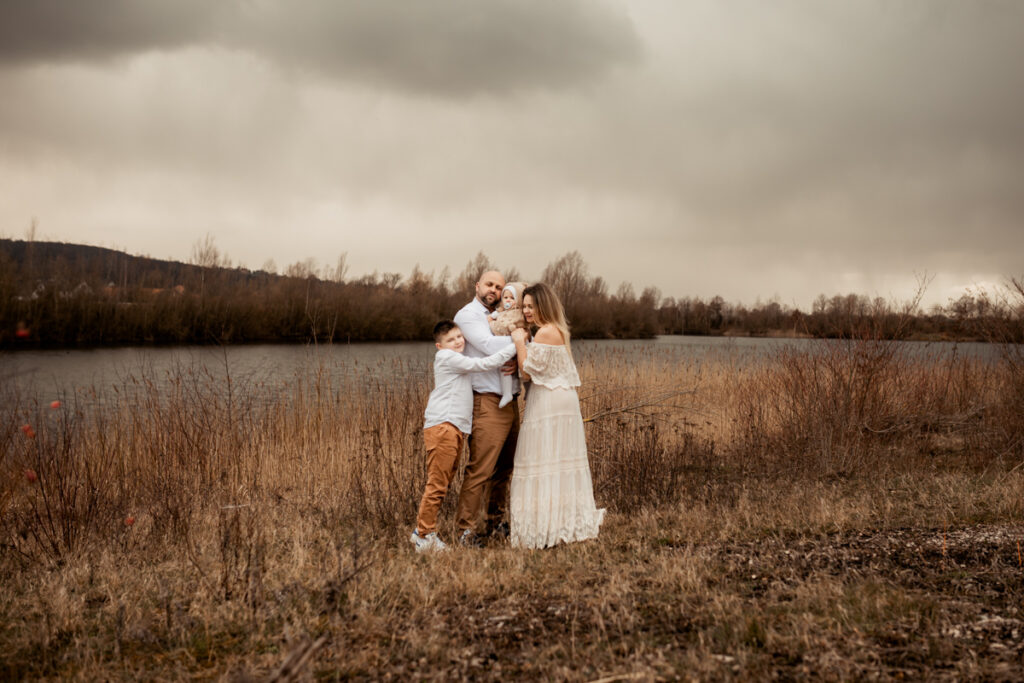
left=1, top=338, right=1023, bottom=680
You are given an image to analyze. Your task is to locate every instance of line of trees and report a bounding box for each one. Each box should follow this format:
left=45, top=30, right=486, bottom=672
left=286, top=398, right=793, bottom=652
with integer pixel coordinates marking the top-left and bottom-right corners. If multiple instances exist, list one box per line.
left=1, top=239, right=1020, bottom=348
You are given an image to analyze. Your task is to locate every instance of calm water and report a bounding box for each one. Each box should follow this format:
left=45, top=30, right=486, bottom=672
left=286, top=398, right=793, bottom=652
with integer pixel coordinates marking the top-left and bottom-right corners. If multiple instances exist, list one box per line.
left=1, top=336, right=1001, bottom=408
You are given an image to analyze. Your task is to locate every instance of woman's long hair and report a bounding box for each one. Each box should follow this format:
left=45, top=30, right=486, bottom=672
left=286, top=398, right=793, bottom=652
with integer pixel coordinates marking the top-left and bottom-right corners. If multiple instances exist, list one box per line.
left=523, top=282, right=572, bottom=359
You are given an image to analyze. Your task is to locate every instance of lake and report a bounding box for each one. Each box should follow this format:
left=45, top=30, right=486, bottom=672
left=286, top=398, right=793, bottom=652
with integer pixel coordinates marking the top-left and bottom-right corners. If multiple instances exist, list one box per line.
left=1, top=335, right=1001, bottom=409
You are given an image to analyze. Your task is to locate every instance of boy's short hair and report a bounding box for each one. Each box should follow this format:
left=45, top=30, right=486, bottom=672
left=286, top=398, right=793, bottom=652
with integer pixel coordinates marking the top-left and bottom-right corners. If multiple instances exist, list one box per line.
left=433, top=320, right=459, bottom=341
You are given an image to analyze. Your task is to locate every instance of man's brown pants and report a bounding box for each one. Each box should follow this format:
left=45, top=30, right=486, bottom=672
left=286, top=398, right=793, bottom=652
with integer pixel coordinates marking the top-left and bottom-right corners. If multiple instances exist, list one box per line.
left=456, top=393, right=519, bottom=534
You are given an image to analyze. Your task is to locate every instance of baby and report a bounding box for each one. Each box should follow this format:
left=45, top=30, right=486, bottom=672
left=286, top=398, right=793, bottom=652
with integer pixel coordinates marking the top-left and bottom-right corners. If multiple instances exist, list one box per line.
left=489, top=281, right=528, bottom=408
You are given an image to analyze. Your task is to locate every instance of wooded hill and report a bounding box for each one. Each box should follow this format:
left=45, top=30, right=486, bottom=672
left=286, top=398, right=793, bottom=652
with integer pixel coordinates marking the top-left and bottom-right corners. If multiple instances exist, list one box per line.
left=0, top=239, right=1018, bottom=347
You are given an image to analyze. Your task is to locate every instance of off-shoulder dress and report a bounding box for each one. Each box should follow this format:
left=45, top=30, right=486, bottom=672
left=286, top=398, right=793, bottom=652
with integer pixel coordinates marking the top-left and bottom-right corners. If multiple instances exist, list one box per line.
left=509, top=342, right=605, bottom=549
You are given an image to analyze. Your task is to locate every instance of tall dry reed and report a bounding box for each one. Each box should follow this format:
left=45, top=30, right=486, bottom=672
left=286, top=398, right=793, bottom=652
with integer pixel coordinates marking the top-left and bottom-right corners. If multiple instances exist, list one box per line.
left=0, top=337, right=1016, bottom=566
left=732, top=338, right=997, bottom=476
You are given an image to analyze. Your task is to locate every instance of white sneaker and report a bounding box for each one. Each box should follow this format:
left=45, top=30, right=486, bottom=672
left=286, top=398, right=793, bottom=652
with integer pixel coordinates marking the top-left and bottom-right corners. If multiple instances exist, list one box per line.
left=498, top=394, right=512, bottom=409
left=409, top=530, right=449, bottom=553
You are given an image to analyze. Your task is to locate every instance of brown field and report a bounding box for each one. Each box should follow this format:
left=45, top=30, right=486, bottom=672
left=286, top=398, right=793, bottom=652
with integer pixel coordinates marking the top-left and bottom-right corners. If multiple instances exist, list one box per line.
left=2, top=336, right=1023, bottom=681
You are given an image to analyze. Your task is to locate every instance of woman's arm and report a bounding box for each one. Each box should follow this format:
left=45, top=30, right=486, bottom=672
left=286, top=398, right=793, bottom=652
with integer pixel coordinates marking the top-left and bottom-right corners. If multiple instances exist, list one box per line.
left=511, top=327, right=531, bottom=381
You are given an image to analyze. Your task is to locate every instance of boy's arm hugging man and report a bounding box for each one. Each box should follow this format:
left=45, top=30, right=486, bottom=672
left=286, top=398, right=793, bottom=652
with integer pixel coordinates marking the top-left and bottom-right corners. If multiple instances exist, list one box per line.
left=439, top=344, right=516, bottom=373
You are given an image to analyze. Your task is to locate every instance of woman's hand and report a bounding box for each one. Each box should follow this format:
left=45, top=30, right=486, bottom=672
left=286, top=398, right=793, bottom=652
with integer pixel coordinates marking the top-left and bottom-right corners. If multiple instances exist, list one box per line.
left=511, top=327, right=530, bottom=380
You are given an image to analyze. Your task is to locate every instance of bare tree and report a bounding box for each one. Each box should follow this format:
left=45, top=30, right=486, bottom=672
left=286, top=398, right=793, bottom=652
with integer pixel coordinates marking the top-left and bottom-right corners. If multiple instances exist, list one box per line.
left=456, top=251, right=495, bottom=295
left=330, top=253, right=350, bottom=283
left=285, top=258, right=318, bottom=279
left=435, top=266, right=452, bottom=296
left=540, top=251, right=589, bottom=310
left=191, top=233, right=228, bottom=269
left=380, top=272, right=403, bottom=288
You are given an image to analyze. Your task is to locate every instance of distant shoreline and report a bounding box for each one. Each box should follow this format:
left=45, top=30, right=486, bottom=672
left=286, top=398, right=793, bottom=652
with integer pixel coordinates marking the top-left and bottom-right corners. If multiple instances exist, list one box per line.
left=0, top=329, right=1000, bottom=353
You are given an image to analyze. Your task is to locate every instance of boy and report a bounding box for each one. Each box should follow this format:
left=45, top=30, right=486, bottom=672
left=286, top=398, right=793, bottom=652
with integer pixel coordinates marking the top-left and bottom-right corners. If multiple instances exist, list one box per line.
left=410, top=320, right=516, bottom=552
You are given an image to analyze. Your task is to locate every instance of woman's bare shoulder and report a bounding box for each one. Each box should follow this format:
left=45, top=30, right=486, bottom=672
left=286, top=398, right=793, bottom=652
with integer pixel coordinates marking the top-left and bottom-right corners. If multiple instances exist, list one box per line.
left=533, top=325, right=564, bottom=345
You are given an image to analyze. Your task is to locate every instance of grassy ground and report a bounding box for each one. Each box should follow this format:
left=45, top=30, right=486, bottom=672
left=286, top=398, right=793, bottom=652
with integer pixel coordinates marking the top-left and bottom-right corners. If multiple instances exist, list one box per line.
left=2, top=337, right=1023, bottom=680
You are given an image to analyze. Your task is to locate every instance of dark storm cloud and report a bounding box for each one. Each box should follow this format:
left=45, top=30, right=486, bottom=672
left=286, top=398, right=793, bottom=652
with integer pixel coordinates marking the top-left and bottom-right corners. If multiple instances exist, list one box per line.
left=245, top=2, right=640, bottom=95
left=0, top=0, right=641, bottom=95
left=510, top=1, right=1024, bottom=261
left=0, top=0, right=220, bottom=63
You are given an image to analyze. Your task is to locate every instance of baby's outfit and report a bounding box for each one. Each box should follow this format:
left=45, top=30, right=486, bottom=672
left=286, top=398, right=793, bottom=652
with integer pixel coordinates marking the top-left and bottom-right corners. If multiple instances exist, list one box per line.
left=489, top=281, right=528, bottom=408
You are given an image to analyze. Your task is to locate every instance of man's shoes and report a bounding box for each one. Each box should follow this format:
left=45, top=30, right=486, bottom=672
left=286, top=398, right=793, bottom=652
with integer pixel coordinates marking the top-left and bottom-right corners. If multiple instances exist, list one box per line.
left=410, top=530, right=449, bottom=553
left=486, top=521, right=510, bottom=541
left=458, top=529, right=482, bottom=548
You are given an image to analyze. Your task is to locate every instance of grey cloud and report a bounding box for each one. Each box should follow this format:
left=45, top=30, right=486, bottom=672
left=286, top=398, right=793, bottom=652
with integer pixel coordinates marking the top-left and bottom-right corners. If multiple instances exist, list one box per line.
left=501, top=1, right=1024, bottom=260
left=0, top=0, right=641, bottom=95
left=0, top=0, right=221, bottom=63
left=237, top=1, right=641, bottom=95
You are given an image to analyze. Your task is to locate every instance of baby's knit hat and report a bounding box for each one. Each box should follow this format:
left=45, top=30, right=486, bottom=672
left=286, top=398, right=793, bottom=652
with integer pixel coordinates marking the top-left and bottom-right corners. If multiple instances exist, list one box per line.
left=502, top=282, right=527, bottom=307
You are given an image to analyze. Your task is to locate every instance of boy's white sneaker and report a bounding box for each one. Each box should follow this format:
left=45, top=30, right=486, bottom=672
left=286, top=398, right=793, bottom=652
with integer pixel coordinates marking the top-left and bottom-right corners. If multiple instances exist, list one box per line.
left=410, top=530, right=449, bottom=553
left=498, top=394, right=513, bottom=409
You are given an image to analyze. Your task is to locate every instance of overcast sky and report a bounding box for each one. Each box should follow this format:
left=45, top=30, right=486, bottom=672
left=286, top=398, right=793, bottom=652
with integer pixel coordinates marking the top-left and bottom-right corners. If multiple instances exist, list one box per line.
left=1, top=0, right=1022, bottom=309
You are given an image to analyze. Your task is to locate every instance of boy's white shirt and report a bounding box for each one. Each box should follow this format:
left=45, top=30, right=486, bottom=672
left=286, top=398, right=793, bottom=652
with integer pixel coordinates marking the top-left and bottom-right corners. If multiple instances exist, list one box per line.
left=453, top=298, right=516, bottom=395
left=423, top=343, right=516, bottom=434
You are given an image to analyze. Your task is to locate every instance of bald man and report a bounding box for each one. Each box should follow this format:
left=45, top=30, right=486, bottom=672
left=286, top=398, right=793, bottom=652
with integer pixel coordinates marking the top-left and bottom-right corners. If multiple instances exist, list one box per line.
left=453, top=270, right=520, bottom=545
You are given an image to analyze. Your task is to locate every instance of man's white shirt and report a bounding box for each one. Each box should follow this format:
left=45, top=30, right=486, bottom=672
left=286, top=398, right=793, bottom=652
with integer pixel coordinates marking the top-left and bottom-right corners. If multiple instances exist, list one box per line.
left=423, top=345, right=516, bottom=433
left=453, top=298, right=516, bottom=395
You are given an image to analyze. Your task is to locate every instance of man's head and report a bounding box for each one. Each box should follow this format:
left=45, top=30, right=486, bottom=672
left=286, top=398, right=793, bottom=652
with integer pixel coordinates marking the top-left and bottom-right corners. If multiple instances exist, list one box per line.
left=433, top=320, right=465, bottom=353
left=475, top=270, right=506, bottom=311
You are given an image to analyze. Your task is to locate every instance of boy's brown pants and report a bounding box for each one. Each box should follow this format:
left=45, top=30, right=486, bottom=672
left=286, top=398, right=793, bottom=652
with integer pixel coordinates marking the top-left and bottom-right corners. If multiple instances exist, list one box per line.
left=415, top=422, right=465, bottom=535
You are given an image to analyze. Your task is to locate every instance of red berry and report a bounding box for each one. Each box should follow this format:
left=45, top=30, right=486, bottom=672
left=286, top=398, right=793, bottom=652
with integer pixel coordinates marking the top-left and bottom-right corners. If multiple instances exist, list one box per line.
left=15, top=328, right=30, bottom=339
left=24, top=469, right=37, bottom=483
left=50, top=400, right=61, bottom=410
left=21, top=424, right=36, bottom=439
left=124, top=516, right=135, bottom=527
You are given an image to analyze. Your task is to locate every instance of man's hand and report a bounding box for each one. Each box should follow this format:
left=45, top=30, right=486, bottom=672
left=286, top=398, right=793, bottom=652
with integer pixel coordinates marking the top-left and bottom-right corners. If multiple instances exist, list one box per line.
left=501, top=358, right=517, bottom=375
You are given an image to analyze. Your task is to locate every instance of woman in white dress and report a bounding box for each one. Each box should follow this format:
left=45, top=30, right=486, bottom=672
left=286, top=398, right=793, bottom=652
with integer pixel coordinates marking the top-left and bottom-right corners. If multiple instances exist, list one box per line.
left=509, top=283, right=605, bottom=549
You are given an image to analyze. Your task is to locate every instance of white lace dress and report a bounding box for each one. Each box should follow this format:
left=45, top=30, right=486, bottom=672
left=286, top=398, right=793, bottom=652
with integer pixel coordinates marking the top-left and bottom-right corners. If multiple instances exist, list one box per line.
left=510, top=343, right=605, bottom=549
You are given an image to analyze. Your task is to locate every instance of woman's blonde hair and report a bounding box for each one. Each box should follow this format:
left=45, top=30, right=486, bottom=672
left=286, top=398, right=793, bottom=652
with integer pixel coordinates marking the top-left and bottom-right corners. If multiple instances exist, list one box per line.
left=523, top=282, right=572, bottom=358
